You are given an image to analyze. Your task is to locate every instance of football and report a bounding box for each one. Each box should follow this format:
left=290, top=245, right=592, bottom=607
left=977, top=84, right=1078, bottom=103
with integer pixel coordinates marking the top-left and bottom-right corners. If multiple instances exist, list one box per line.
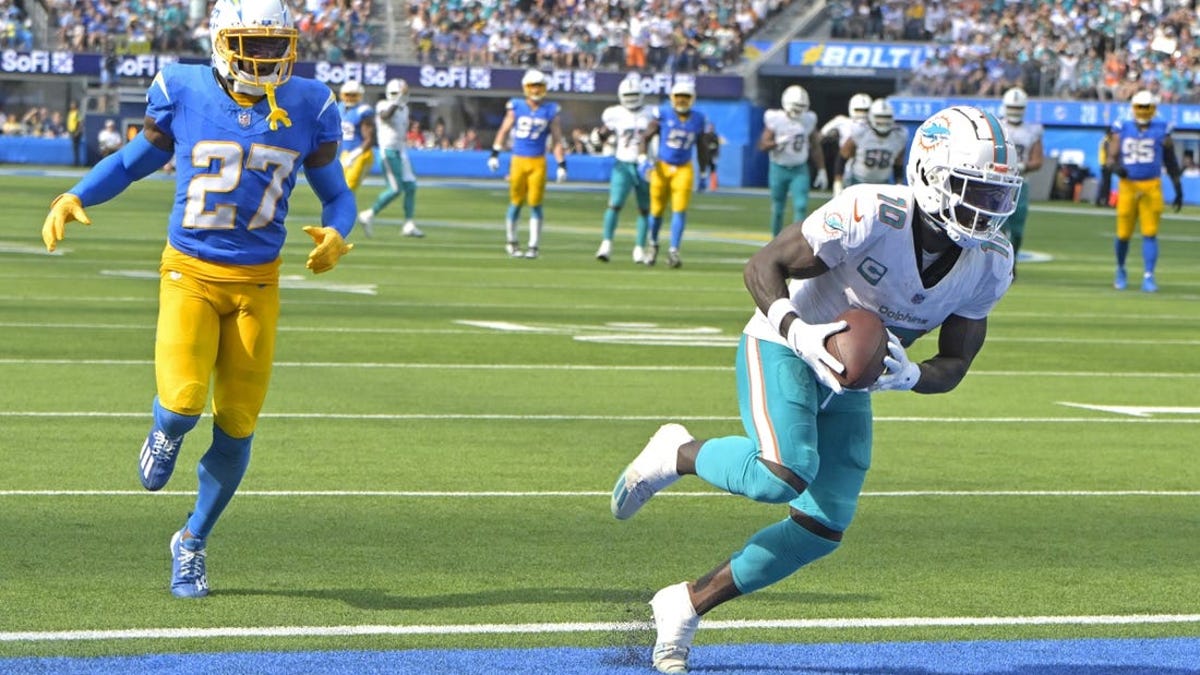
left=823, top=308, right=889, bottom=389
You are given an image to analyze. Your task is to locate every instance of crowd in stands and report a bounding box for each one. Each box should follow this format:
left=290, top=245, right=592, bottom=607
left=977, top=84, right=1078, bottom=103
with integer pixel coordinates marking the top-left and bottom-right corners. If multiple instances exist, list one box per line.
left=0, top=106, right=67, bottom=137
left=36, top=0, right=374, bottom=62
left=833, top=0, right=1200, bottom=103
left=408, top=0, right=791, bottom=73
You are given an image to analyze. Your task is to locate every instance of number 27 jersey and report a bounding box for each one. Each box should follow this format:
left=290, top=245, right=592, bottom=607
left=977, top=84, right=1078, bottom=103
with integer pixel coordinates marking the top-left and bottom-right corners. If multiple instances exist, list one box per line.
left=146, top=64, right=342, bottom=266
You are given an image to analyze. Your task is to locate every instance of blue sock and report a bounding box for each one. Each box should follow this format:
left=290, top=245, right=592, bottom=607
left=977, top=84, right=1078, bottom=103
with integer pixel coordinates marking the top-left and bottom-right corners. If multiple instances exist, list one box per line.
left=152, top=397, right=199, bottom=439
left=694, top=437, right=801, bottom=504
left=1142, top=236, right=1158, bottom=275
left=1115, top=238, right=1130, bottom=268
left=506, top=204, right=521, bottom=224
left=649, top=215, right=663, bottom=243
left=669, top=212, right=687, bottom=250
left=402, top=181, right=416, bottom=220
left=531, top=205, right=543, bottom=222
left=729, top=516, right=840, bottom=594
left=186, top=424, right=251, bottom=539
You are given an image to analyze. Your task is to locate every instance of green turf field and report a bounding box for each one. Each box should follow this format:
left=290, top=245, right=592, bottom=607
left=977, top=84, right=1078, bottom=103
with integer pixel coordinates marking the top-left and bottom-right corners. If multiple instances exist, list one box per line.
left=1, top=171, right=1198, bottom=659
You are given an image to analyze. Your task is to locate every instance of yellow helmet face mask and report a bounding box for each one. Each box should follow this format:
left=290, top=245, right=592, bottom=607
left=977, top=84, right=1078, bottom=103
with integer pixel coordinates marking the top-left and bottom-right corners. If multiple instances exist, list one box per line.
left=524, top=82, right=547, bottom=101
left=214, top=29, right=297, bottom=92
left=1133, top=103, right=1156, bottom=124
left=672, top=94, right=694, bottom=114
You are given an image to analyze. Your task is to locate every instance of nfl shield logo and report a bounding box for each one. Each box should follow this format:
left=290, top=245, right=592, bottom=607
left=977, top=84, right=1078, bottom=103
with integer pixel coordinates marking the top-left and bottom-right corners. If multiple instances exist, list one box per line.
left=237, top=111, right=252, bottom=128
left=911, top=293, right=926, bottom=304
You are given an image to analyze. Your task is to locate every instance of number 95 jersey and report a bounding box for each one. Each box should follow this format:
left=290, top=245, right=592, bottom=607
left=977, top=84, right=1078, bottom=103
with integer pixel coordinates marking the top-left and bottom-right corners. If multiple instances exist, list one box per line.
left=763, top=108, right=817, bottom=168
left=146, top=64, right=342, bottom=265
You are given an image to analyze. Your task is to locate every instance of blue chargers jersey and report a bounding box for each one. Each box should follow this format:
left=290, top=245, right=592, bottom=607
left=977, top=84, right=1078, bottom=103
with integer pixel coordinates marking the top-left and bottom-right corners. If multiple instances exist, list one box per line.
left=507, top=97, right=559, bottom=157
left=1111, top=117, right=1172, bottom=181
left=146, top=64, right=341, bottom=265
left=653, top=104, right=706, bottom=167
left=338, top=101, right=374, bottom=147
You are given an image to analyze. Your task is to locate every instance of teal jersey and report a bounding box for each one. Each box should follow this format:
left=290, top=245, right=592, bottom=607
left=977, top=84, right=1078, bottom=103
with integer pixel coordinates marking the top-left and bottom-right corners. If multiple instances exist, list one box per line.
left=1111, top=117, right=1172, bottom=181
left=654, top=104, right=707, bottom=167
left=508, top=97, right=560, bottom=157
left=338, top=101, right=374, bottom=148
left=146, top=64, right=341, bottom=265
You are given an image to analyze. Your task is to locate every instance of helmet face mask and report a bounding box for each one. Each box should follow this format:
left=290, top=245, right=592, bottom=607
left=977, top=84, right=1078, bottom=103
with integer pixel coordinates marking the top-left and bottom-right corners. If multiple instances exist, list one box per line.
left=618, top=77, right=643, bottom=110
left=340, top=80, right=364, bottom=105
left=386, top=78, right=409, bottom=104
left=209, top=0, right=297, bottom=95
left=906, top=106, right=1024, bottom=248
left=868, top=99, right=894, bottom=134
left=849, top=93, right=872, bottom=121
left=1001, top=87, right=1027, bottom=125
left=781, top=85, right=809, bottom=119
left=523, top=69, right=547, bottom=102
left=670, top=81, right=696, bottom=115
left=1131, top=90, right=1157, bottom=124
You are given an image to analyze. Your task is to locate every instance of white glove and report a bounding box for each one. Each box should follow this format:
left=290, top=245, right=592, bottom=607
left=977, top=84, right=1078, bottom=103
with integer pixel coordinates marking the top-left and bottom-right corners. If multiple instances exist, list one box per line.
left=487, top=155, right=500, bottom=173
left=832, top=178, right=844, bottom=196
left=556, top=165, right=567, bottom=183
left=785, top=317, right=847, bottom=394
left=870, top=331, right=921, bottom=392
left=812, top=168, right=829, bottom=190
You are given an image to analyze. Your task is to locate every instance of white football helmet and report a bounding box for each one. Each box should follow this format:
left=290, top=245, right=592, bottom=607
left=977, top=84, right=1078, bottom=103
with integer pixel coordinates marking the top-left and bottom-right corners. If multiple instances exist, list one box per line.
left=868, top=99, right=894, bottom=134
left=618, top=76, right=643, bottom=110
left=849, top=93, right=872, bottom=121
left=671, top=80, right=696, bottom=115
left=1131, top=89, right=1157, bottom=124
left=906, top=106, right=1024, bottom=248
left=386, top=78, right=409, bottom=105
left=340, top=80, right=364, bottom=105
left=522, top=69, right=548, bottom=101
left=781, top=85, right=809, bottom=119
left=209, top=0, right=298, bottom=95
left=1001, top=87, right=1027, bottom=125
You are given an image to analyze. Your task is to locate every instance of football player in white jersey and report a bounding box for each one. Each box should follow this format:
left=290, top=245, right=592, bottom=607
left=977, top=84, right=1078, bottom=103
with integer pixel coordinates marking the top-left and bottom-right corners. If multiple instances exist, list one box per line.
left=758, top=85, right=827, bottom=236
left=610, top=105, right=1022, bottom=675
left=838, top=98, right=907, bottom=188
left=594, top=76, right=655, bottom=263
left=998, top=87, right=1044, bottom=268
left=357, top=78, right=423, bottom=238
left=821, top=92, right=871, bottom=195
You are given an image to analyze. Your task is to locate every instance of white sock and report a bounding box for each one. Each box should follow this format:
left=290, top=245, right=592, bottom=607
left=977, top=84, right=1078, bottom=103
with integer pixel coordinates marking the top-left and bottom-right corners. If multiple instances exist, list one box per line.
left=528, top=217, right=542, bottom=248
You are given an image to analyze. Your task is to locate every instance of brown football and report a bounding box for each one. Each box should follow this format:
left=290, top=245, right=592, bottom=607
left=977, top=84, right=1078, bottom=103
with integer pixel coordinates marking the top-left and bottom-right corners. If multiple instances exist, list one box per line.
left=823, top=308, right=889, bottom=389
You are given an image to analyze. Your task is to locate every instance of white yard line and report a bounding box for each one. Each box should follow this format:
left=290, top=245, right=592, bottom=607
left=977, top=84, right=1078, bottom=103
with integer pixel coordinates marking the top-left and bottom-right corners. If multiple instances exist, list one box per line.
left=2, top=489, right=1197, bottom=498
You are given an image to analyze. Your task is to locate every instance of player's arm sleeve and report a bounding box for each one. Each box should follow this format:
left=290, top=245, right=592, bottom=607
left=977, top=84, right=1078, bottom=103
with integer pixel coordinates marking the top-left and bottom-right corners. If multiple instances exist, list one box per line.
left=1163, top=140, right=1182, bottom=181
left=69, top=133, right=172, bottom=207
left=305, top=143, right=356, bottom=239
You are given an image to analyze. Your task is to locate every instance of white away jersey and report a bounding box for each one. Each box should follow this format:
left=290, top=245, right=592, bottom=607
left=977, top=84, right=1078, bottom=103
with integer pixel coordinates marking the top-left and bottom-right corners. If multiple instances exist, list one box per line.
left=601, top=104, right=654, bottom=162
left=763, top=108, right=818, bottom=167
left=845, top=125, right=908, bottom=183
left=821, top=115, right=864, bottom=144
left=376, top=100, right=410, bottom=151
left=999, top=120, right=1044, bottom=168
left=744, top=184, right=1013, bottom=347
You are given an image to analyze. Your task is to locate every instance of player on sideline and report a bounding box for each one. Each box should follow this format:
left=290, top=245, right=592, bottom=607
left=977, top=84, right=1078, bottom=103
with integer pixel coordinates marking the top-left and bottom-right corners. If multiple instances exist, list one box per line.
left=759, top=85, right=827, bottom=237
left=488, top=68, right=568, bottom=259
left=337, top=79, right=376, bottom=198
left=820, top=93, right=871, bottom=196
left=594, top=76, right=655, bottom=263
left=357, top=78, right=424, bottom=238
left=997, top=87, right=1043, bottom=271
left=610, top=105, right=1022, bottom=674
left=40, top=0, right=356, bottom=598
left=1106, top=89, right=1183, bottom=292
left=639, top=79, right=710, bottom=268
left=836, top=98, right=907, bottom=190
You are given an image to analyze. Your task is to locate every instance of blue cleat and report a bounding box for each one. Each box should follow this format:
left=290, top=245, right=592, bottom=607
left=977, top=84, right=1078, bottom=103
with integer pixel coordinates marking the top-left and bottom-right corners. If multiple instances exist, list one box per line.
left=1142, top=272, right=1157, bottom=293
left=170, top=529, right=209, bottom=598
left=1113, top=267, right=1127, bottom=290
left=139, top=429, right=183, bottom=491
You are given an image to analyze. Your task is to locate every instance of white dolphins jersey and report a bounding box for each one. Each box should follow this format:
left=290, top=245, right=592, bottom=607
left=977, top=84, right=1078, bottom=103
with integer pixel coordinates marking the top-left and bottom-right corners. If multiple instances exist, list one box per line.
left=763, top=109, right=818, bottom=167
left=999, top=119, right=1044, bottom=168
left=601, top=105, right=654, bottom=162
left=375, top=100, right=410, bottom=151
left=821, top=115, right=864, bottom=145
left=743, top=184, right=1013, bottom=347
left=845, top=124, right=908, bottom=183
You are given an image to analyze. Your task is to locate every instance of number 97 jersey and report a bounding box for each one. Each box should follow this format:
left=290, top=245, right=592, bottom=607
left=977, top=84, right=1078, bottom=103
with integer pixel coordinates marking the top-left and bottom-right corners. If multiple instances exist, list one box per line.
left=146, top=64, right=342, bottom=266
left=763, top=108, right=817, bottom=168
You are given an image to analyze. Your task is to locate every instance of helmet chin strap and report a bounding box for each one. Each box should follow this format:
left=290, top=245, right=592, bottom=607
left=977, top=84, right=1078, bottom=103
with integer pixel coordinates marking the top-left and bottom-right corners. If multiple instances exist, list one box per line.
left=218, top=69, right=292, bottom=131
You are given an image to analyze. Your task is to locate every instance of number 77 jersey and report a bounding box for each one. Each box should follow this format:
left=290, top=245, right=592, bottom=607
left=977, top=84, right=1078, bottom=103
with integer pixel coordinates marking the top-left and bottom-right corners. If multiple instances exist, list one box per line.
left=146, top=63, right=342, bottom=265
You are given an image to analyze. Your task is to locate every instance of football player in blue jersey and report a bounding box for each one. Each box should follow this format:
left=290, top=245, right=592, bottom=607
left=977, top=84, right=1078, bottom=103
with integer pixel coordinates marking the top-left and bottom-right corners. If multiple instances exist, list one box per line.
left=488, top=68, right=567, bottom=259
left=337, top=79, right=376, bottom=197
left=40, top=0, right=356, bottom=598
left=638, top=79, right=711, bottom=268
left=1106, top=89, right=1183, bottom=292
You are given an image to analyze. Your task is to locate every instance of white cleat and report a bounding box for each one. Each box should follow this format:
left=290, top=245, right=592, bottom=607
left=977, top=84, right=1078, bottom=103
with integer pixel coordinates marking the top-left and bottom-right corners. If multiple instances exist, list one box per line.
left=402, top=221, right=425, bottom=238
left=524, top=246, right=539, bottom=259
left=610, top=423, right=692, bottom=520
left=650, top=582, right=700, bottom=674
left=356, top=209, right=375, bottom=238
left=596, top=239, right=612, bottom=262
left=633, top=245, right=645, bottom=264
left=506, top=241, right=522, bottom=257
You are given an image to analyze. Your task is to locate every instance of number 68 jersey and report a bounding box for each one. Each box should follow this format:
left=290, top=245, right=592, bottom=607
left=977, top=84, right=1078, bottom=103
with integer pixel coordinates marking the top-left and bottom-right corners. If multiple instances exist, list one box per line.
left=744, top=184, right=1014, bottom=347
left=146, top=64, right=342, bottom=266
left=763, top=108, right=818, bottom=168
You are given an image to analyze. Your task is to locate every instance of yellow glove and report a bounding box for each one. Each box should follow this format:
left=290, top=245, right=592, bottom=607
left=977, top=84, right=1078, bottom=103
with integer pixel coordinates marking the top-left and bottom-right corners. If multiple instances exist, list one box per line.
left=303, top=225, right=353, bottom=274
left=42, top=193, right=92, bottom=252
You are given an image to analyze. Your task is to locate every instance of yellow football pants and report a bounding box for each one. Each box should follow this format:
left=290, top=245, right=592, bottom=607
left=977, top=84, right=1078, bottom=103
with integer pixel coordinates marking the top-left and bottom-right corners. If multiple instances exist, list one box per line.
left=509, top=154, right=548, bottom=207
left=1115, top=177, right=1163, bottom=240
left=340, top=148, right=375, bottom=192
left=649, top=160, right=695, bottom=217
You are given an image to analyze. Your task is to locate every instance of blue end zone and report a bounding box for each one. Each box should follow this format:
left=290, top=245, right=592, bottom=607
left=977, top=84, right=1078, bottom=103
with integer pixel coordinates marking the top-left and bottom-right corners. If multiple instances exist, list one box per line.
left=4, top=637, right=1198, bottom=674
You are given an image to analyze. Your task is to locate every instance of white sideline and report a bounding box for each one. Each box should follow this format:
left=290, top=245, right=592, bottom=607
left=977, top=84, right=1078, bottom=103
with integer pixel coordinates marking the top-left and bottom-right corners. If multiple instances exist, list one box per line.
left=2, top=489, right=1198, bottom=497
left=4, top=614, right=1200, bottom=643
